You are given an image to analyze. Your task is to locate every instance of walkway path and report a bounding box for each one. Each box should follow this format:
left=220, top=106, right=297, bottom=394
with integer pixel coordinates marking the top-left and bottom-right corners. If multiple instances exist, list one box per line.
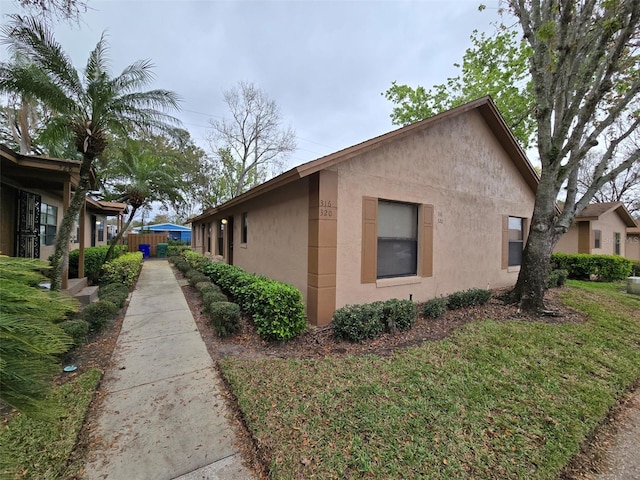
left=84, top=260, right=254, bottom=480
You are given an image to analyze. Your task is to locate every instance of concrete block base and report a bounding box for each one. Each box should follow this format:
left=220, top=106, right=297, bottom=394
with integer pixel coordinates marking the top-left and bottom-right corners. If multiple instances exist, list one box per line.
left=627, top=277, right=640, bottom=296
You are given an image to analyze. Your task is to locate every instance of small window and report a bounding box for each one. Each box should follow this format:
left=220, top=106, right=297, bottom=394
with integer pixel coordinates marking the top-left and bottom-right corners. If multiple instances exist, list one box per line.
left=614, top=232, right=621, bottom=255
left=217, top=221, right=224, bottom=256
left=508, top=217, right=524, bottom=267
left=594, top=229, right=601, bottom=249
left=377, top=200, right=418, bottom=278
left=97, top=219, right=104, bottom=242
left=242, top=212, right=248, bottom=244
left=40, top=203, right=57, bottom=246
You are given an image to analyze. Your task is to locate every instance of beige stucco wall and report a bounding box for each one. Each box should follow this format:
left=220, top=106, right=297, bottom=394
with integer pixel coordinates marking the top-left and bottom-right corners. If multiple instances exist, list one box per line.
left=196, top=179, right=310, bottom=301
left=554, top=225, right=580, bottom=254
left=627, top=234, right=640, bottom=261
left=591, top=214, right=627, bottom=256
left=334, top=108, right=535, bottom=307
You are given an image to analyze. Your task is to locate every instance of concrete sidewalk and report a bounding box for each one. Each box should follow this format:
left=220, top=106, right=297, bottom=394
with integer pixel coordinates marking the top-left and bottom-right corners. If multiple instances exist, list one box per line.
left=84, top=259, right=254, bottom=480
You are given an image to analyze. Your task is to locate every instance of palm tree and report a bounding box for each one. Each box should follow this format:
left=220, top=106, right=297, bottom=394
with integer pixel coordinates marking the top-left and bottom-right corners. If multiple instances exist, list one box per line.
left=100, top=138, right=185, bottom=262
left=0, top=15, right=181, bottom=290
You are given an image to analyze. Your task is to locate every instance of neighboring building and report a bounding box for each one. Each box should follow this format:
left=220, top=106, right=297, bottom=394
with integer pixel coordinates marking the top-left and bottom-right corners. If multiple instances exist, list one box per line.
left=1, top=144, right=126, bottom=287
left=190, top=97, right=539, bottom=326
left=554, top=202, right=636, bottom=258
left=131, top=223, right=191, bottom=243
left=626, top=221, right=640, bottom=261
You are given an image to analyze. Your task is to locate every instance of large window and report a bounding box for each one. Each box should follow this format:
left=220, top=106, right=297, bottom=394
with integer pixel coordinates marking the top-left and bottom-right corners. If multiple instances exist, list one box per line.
left=241, top=212, right=248, bottom=244
left=377, top=200, right=418, bottom=278
left=40, top=203, right=57, bottom=246
left=594, top=229, right=601, bottom=249
left=508, top=217, right=524, bottom=267
left=97, top=219, right=104, bottom=242
left=614, top=232, right=621, bottom=255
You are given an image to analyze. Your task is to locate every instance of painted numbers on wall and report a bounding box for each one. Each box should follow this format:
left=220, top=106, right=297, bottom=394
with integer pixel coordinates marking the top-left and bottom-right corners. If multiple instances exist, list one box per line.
left=319, top=199, right=335, bottom=217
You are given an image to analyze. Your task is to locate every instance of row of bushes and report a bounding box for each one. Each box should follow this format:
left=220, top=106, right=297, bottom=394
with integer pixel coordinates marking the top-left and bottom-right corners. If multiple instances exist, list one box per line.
left=551, top=253, right=633, bottom=281
left=421, top=287, right=492, bottom=319
left=170, top=255, right=241, bottom=337
left=201, top=260, right=307, bottom=341
left=333, top=299, right=418, bottom=342
left=60, top=254, right=143, bottom=345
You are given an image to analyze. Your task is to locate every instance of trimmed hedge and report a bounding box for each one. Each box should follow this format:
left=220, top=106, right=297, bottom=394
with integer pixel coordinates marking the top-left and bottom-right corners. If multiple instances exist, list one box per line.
left=632, top=261, right=640, bottom=277
left=183, top=250, right=207, bottom=270
left=203, top=291, right=229, bottom=311
left=333, top=303, right=385, bottom=342
left=422, top=297, right=448, bottom=318
left=551, top=253, right=633, bottom=281
left=59, top=319, right=90, bottom=345
left=446, top=289, right=492, bottom=310
left=200, top=256, right=307, bottom=341
left=332, top=299, right=418, bottom=342
left=81, top=300, right=119, bottom=333
left=98, top=283, right=130, bottom=308
left=209, top=302, right=241, bottom=337
left=195, top=281, right=221, bottom=295
left=546, top=269, right=569, bottom=289
left=168, top=245, right=191, bottom=257
left=100, top=252, right=143, bottom=287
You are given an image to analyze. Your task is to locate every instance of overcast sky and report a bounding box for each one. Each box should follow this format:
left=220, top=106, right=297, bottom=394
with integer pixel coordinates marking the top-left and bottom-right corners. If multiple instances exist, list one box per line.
left=2, top=0, right=508, bottom=169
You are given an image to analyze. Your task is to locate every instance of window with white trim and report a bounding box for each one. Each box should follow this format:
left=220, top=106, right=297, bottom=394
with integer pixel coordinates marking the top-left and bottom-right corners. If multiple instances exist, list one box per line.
left=40, top=203, right=57, bottom=246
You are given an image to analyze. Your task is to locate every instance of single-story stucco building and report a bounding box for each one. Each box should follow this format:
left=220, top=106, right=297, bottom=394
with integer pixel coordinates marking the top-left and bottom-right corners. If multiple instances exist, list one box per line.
left=554, top=202, right=637, bottom=259
left=1, top=144, right=127, bottom=288
left=190, top=97, right=538, bottom=325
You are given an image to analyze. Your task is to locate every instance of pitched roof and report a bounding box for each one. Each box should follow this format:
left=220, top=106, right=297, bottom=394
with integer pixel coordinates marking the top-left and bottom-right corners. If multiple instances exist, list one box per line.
left=85, top=197, right=128, bottom=215
left=134, top=223, right=191, bottom=231
left=576, top=201, right=637, bottom=227
left=189, top=96, right=539, bottom=223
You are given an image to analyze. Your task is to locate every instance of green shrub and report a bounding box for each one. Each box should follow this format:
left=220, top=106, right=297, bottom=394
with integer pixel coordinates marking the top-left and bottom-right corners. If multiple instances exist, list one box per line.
left=99, top=283, right=130, bottom=307
left=202, top=291, right=228, bottom=311
left=195, top=281, right=220, bottom=295
left=64, top=245, right=126, bottom=283
left=100, top=252, right=143, bottom=287
left=332, top=303, right=384, bottom=342
left=188, top=272, right=210, bottom=287
left=59, top=319, right=90, bottom=345
left=546, top=269, right=569, bottom=289
left=551, top=253, right=632, bottom=281
left=632, top=261, right=640, bottom=277
left=173, top=259, right=191, bottom=274
left=251, top=282, right=307, bottom=341
left=447, top=288, right=492, bottom=310
left=183, top=250, right=206, bottom=270
left=81, top=300, right=119, bottom=333
left=200, top=261, right=307, bottom=341
left=381, top=299, right=417, bottom=332
left=208, top=302, right=241, bottom=337
left=422, top=297, right=448, bottom=318
left=168, top=245, right=191, bottom=257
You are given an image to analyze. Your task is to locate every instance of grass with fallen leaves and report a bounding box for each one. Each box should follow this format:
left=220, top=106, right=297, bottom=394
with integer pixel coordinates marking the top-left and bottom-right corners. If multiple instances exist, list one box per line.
left=220, top=281, right=640, bottom=479
left=0, top=369, right=101, bottom=480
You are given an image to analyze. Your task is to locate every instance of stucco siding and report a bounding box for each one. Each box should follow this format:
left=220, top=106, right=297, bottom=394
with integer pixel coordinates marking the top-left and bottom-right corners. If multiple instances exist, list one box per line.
left=217, top=178, right=310, bottom=301
left=627, top=234, right=640, bottom=261
left=555, top=225, right=580, bottom=254
left=335, top=109, right=535, bottom=307
left=591, top=215, right=627, bottom=256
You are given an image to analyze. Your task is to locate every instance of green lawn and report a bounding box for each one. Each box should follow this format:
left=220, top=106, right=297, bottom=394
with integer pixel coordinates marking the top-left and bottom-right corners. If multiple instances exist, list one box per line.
left=220, top=281, right=640, bottom=479
left=0, top=369, right=101, bottom=480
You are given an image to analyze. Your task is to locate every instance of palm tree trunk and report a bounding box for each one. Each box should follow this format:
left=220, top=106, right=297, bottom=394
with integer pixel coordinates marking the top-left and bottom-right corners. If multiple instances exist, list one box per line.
left=49, top=157, right=93, bottom=291
left=104, top=206, right=138, bottom=263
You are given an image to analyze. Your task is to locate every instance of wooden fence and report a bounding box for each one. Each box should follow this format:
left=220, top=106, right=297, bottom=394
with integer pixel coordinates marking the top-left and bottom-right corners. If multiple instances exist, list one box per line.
left=127, top=233, right=169, bottom=257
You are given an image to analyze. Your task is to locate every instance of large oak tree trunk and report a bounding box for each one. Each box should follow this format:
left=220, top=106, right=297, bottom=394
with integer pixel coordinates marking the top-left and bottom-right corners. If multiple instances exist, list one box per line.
left=512, top=172, right=565, bottom=312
